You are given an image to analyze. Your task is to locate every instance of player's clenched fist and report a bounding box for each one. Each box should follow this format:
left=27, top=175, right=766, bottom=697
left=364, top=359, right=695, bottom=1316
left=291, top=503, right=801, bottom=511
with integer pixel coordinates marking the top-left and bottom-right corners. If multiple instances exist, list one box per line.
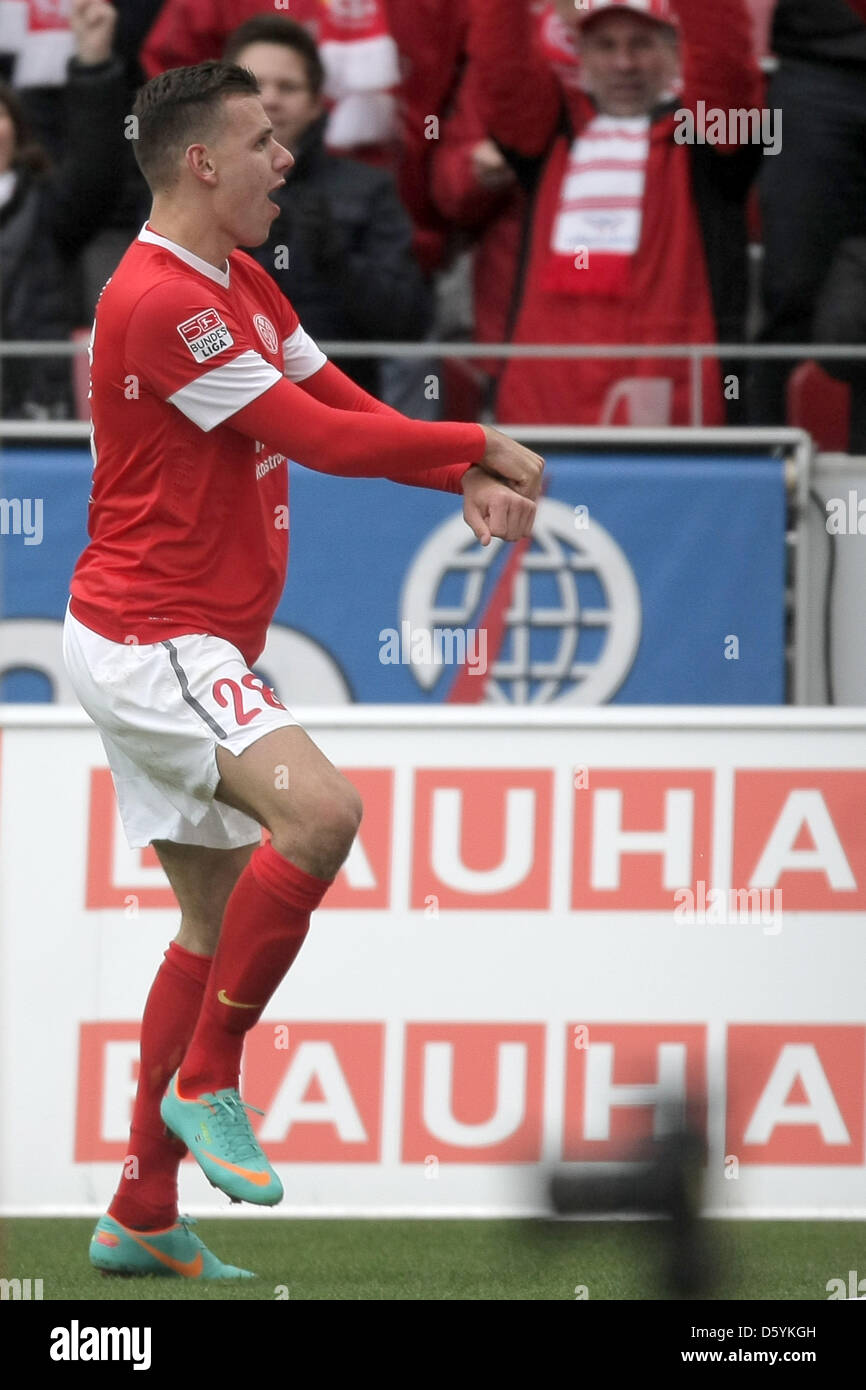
left=477, top=425, right=545, bottom=501
left=461, top=466, right=537, bottom=546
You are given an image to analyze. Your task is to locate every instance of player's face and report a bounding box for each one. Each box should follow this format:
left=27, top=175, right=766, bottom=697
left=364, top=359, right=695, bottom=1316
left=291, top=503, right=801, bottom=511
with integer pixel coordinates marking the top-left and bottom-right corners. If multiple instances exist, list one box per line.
left=232, top=42, right=325, bottom=155
left=209, top=95, right=294, bottom=246
left=576, top=13, right=679, bottom=117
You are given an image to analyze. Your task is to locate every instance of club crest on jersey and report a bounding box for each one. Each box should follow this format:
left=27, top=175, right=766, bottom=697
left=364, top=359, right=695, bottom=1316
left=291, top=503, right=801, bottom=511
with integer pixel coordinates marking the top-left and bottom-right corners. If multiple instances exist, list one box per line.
left=177, top=309, right=234, bottom=363
left=254, top=314, right=278, bottom=354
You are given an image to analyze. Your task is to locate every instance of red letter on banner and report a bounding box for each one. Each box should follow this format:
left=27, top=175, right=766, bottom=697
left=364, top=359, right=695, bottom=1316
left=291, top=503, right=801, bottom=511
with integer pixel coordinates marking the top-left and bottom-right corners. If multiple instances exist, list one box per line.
left=563, top=1023, right=707, bottom=1159
left=411, top=770, right=553, bottom=910
left=733, top=771, right=866, bottom=910
left=571, top=770, right=713, bottom=910
left=402, top=1023, right=544, bottom=1162
left=242, top=1022, right=384, bottom=1162
left=726, top=1024, right=865, bottom=1164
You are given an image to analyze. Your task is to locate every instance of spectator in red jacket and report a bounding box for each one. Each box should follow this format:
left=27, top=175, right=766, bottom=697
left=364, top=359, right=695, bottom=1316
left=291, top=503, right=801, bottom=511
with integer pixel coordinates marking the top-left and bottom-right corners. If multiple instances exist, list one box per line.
left=468, top=0, right=764, bottom=426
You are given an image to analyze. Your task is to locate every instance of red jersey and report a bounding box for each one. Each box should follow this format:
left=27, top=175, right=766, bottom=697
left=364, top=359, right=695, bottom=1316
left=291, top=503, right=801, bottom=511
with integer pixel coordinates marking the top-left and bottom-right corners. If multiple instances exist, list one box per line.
left=70, top=224, right=329, bottom=664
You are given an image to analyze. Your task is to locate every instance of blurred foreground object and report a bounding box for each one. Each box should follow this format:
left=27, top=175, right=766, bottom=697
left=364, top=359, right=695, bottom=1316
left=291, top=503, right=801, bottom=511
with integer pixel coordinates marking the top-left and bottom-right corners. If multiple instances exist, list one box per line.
left=547, top=1109, right=718, bottom=1298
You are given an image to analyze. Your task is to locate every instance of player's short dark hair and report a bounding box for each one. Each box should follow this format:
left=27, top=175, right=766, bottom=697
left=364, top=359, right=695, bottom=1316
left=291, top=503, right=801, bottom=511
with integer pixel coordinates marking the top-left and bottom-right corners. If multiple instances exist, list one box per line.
left=223, top=16, right=326, bottom=97
left=131, top=60, right=261, bottom=194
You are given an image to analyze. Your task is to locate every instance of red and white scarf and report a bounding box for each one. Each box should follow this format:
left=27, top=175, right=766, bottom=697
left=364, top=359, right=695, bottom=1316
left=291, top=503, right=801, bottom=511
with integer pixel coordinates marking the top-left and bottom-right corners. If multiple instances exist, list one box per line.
left=534, top=2, right=681, bottom=298
left=318, top=0, right=401, bottom=149
left=542, top=114, right=653, bottom=298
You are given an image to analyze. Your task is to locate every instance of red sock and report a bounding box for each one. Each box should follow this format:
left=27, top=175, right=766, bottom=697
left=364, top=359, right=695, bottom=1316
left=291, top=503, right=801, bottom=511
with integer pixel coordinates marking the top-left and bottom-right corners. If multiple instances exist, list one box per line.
left=179, top=842, right=332, bottom=1096
left=109, top=941, right=212, bottom=1231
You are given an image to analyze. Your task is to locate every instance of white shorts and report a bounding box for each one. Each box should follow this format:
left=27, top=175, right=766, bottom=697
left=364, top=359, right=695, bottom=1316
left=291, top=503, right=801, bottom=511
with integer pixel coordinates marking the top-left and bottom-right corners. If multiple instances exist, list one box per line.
left=62, top=605, right=299, bottom=849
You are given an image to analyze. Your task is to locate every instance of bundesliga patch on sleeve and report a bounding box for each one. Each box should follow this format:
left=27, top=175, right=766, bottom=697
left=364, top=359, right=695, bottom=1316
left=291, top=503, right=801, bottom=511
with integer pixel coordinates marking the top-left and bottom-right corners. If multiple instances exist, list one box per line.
left=176, top=309, right=235, bottom=363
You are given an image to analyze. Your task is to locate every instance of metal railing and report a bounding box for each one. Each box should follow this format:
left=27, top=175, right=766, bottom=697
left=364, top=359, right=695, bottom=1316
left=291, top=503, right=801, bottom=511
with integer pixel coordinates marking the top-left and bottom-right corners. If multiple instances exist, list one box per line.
left=1, top=340, right=864, bottom=431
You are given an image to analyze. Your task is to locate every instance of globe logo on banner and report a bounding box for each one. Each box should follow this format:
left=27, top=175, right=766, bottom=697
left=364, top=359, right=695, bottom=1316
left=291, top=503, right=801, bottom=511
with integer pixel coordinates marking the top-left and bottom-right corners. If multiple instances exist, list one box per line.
left=400, top=498, right=642, bottom=704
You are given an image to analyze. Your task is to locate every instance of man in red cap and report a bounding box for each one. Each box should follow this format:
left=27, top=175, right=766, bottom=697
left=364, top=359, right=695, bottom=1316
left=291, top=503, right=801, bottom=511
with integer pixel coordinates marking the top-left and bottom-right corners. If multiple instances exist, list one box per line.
left=557, top=0, right=680, bottom=117
left=468, top=0, right=764, bottom=426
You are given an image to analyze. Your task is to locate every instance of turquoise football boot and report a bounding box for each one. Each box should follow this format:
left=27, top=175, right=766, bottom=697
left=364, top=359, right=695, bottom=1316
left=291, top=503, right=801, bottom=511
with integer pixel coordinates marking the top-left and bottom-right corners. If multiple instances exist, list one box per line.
left=160, top=1071, right=283, bottom=1206
left=89, top=1213, right=255, bottom=1279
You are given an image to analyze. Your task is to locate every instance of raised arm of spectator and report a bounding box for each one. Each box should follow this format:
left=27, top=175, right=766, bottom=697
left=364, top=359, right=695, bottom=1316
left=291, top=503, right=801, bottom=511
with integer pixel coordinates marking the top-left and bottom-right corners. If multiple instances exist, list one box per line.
left=430, top=67, right=519, bottom=228
left=387, top=0, right=469, bottom=272
left=468, top=0, right=562, bottom=159
left=674, top=0, right=764, bottom=127
left=48, top=0, right=129, bottom=257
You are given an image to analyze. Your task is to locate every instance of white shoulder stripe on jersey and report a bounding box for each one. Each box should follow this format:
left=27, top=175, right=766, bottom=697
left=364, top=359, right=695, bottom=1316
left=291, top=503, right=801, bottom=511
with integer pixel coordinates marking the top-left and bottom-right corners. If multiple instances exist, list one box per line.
left=282, top=324, right=327, bottom=382
left=168, top=350, right=282, bottom=432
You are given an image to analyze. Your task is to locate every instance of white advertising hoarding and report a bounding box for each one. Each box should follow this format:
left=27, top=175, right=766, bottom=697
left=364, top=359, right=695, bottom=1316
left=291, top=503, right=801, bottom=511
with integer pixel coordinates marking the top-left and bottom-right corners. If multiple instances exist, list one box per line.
left=0, top=707, right=864, bottom=1217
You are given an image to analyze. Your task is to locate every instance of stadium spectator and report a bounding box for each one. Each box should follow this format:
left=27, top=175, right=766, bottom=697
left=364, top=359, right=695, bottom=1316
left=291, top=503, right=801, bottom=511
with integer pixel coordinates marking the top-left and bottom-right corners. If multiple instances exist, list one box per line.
left=812, top=236, right=866, bottom=454
left=223, top=15, right=432, bottom=397
left=468, top=0, right=764, bottom=426
left=0, top=0, right=127, bottom=420
left=747, top=0, right=866, bottom=438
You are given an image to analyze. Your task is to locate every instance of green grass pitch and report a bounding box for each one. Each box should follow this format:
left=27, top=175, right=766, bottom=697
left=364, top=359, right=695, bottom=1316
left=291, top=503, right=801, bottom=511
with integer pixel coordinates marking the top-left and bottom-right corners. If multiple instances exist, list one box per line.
left=2, top=1218, right=863, bottom=1300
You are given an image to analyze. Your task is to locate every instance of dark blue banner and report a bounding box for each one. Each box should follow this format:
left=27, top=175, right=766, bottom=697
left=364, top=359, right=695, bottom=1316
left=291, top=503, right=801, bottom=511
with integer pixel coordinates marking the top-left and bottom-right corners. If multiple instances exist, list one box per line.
left=0, top=448, right=786, bottom=704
